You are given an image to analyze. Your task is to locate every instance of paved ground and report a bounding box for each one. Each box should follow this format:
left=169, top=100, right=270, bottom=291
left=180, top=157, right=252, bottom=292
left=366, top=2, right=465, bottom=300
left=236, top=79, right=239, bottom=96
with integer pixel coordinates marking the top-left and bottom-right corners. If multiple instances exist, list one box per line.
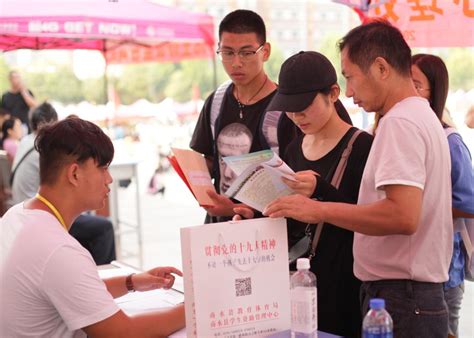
left=115, top=170, right=474, bottom=337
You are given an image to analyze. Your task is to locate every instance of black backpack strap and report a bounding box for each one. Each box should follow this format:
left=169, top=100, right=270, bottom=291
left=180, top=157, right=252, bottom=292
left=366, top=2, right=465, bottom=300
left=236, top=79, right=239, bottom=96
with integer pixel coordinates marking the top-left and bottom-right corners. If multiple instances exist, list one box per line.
left=10, top=147, right=35, bottom=186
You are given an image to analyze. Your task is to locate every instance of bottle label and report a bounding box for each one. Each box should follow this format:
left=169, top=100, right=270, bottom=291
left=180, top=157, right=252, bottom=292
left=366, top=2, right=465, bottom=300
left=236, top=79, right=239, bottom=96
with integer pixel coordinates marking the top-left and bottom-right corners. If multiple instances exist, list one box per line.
left=290, top=287, right=317, bottom=334
left=362, top=330, right=393, bottom=338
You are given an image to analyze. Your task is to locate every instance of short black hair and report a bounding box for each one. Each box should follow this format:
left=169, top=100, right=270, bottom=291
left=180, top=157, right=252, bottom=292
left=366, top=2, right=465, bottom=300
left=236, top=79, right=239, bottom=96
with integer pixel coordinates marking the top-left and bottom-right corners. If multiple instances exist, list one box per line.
left=35, top=117, right=114, bottom=185
left=338, top=19, right=411, bottom=77
left=219, top=9, right=266, bottom=44
left=412, top=54, right=449, bottom=122
left=1, top=116, right=19, bottom=147
left=30, top=102, right=58, bottom=132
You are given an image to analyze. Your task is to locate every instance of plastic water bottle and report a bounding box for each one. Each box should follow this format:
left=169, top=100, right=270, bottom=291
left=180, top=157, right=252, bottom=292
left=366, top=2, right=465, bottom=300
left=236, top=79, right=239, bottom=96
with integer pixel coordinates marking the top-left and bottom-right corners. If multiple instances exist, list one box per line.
left=362, top=298, right=393, bottom=338
left=290, top=258, right=317, bottom=338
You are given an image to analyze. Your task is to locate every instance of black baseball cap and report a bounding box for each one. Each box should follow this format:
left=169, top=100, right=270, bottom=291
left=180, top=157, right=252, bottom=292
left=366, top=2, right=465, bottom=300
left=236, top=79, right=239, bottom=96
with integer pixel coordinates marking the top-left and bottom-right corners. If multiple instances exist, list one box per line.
left=267, top=51, right=352, bottom=125
left=267, top=51, right=338, bottom=113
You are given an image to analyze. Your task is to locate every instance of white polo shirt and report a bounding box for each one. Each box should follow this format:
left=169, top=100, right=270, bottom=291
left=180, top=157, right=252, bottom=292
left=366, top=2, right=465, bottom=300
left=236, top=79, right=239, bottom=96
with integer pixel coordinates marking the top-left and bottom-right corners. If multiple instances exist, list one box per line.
left=354, top=97, right=453, bottom=283
left=0, top=204, right=120, bottom=337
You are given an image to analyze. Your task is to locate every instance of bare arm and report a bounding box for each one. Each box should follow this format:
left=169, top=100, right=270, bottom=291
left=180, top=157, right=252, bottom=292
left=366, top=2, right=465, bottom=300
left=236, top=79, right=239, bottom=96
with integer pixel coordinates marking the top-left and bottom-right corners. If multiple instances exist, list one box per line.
left=321, top=185, right=422, bottom=235
left=203, top=190, right=236, bottom=216
left=89, top=266, right=185, bottom=337
left=104, top=267, right=182, bottom=299
left=264, top=184, right=422, bottom=236
left=103, top=276, right=129, bottom=298
left=453, top=207, right=474, bottom=219
left=20, top=89, right=37, bottom=108
left=83, top=304, right=185, bottom=338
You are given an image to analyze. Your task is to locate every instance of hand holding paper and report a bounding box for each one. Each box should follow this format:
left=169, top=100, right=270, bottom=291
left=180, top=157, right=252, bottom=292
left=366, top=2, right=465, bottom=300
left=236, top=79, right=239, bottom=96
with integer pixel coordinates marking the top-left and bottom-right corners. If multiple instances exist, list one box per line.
left=232, top=206, right=255, bottom=220
left=282, top=170, right=319, bottom=197
left=223, top=150, right=296, bottom=212
left=203, top=190, right=237, bottom=217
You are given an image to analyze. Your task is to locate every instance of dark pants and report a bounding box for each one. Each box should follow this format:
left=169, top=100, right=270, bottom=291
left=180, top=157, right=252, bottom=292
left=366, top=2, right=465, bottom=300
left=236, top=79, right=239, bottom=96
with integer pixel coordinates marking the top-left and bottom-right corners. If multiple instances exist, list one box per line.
left=69, top=214, right=116, bottom=265
left=444, top=283, right=464, bottom=337
left=360, top=280, right=448, bottom=338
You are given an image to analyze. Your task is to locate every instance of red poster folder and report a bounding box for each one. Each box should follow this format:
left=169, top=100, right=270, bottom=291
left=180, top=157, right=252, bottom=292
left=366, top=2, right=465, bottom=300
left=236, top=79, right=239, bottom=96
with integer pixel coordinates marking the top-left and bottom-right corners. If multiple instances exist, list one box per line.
left=168, top=148, right=216, bottom=207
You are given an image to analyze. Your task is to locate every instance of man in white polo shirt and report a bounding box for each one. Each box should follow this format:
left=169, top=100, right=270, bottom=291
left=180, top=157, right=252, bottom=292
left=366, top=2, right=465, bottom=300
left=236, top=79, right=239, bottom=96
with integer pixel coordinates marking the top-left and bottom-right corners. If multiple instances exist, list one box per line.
left=0, top=117, right=184, bottom=337
left=264, top=20, right=452, bottom=337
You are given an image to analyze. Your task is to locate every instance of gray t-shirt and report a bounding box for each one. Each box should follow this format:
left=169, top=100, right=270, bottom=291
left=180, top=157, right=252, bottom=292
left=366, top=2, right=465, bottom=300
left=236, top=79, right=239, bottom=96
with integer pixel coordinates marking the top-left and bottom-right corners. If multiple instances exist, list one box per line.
left=354, top=97, right=453, bottom=282
left=11, top=133, right=39, bottom=204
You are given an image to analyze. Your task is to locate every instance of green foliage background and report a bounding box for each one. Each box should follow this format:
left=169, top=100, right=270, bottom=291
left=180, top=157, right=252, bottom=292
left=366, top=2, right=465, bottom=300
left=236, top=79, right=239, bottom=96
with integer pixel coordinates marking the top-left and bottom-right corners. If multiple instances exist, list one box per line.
left=0, top=45, right=472, bottom=105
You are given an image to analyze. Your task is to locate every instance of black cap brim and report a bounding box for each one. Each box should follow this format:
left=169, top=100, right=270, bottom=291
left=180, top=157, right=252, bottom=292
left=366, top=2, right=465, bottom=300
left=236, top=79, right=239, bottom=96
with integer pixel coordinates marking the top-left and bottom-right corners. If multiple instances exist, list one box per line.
left=266, top=91, right=317, bottom=113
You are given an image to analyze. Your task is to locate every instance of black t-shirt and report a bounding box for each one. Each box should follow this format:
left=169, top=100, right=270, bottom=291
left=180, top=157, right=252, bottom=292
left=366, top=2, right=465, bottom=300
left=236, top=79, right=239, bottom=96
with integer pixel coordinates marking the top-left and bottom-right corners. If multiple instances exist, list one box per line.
left=190, top=83, right=297, bottom=195
left=283, top=127, right=373, bottom=338
left=1, top=90, right=33, bottom=125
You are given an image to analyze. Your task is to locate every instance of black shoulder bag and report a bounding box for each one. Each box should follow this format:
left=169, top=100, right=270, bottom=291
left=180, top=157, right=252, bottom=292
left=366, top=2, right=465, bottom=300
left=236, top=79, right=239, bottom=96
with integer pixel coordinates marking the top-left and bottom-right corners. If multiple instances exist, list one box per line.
left=288, top=129, right=362, bottom=265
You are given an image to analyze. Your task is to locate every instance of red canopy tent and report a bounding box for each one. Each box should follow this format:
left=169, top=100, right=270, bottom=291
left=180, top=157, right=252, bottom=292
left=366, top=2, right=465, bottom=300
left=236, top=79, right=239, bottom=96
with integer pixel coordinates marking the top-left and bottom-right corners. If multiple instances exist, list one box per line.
left=0, top=0, right=215, bottom=63
left=334, top=0, right=474, bottom=47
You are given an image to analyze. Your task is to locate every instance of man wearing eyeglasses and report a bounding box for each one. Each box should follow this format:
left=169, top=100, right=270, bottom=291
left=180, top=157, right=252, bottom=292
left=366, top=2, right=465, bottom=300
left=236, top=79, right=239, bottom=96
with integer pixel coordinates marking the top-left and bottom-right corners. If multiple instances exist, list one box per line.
left=190, top=9, right=296, bottom=223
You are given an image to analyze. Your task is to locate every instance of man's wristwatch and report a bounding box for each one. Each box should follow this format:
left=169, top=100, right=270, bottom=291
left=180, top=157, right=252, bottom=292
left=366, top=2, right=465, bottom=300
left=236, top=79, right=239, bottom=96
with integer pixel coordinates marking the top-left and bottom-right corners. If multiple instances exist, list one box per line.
left=125, top=273, right=136, bottom=292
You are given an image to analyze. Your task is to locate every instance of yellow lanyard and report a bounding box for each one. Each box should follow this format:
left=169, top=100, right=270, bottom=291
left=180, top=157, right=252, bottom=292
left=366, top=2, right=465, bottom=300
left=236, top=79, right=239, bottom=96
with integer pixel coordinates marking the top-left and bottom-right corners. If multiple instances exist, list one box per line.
left=35, top=193, right=68, bottom=231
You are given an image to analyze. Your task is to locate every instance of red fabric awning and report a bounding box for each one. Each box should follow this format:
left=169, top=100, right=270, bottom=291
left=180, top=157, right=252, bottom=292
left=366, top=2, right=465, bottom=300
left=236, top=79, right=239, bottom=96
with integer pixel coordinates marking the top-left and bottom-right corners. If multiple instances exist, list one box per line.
left=0, top=0, right=215, bottom=63
left=335, top=0, right=474, bottom=47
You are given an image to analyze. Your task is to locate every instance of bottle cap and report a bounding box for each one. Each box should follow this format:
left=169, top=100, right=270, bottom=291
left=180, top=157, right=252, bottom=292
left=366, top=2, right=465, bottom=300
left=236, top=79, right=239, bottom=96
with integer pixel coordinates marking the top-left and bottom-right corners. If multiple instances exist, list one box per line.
left=296, top=258, right=310, bottom=270
left=369, top=298, right=385, bottom=310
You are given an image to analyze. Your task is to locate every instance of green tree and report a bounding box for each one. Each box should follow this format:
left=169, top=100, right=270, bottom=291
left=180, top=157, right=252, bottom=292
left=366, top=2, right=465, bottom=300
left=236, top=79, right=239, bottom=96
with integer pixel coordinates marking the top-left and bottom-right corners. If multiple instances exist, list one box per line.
left=25, top=66, right=82, bottom=103
left=318, top=33, right=345, bottom=89
left=265, top=44, right=285, bottom=83
left=115, top=63, right=177, bottom=104
left=0, top=56, right=10, bottom=94
left=82, top=77, right=106, bottom=104
left=444, top=48, right=474, bottom=91
left=165, top=59, right=217, bottom=102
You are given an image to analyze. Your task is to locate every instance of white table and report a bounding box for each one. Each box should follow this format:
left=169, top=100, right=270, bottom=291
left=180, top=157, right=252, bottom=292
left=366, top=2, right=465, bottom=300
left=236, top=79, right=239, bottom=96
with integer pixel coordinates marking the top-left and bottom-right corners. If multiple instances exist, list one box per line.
left=109, top=160, right=143, bottom=268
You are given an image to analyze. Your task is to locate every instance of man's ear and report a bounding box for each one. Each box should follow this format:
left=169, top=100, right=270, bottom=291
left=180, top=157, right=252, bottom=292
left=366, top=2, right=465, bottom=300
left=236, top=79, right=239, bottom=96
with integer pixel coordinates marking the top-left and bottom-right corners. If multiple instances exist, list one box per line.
left=372, top=57, right=390, bottom=80
left=262, top=42, right=271, bottom=62
left=66, top=163, right=80, bottom=187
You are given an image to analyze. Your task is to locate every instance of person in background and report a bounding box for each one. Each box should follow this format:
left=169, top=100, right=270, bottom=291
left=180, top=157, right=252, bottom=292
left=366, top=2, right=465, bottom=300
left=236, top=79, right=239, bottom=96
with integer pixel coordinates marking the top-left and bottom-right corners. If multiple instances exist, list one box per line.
left=1, top=116, right=23, bottom=162
left=1, top=117, right=185, bottom=337
left=1, top=70, right=37, bottom=132
left=265, top=20, right=452, bottom=337
left=11, top=102, right=117, bottom=265
left=0, top=107, right=10, bottom=139
left=190, top=9, right=296, bottom=222
left=465, top=106, right=474, bottom=129
left=412, top=53, right=474, bottom=338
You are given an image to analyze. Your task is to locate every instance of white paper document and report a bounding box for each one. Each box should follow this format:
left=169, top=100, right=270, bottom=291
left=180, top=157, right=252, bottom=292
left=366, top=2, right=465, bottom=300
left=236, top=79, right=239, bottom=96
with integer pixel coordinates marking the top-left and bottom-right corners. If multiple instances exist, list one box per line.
left=98, top=262, right=184, bottom=316
left=224, top=150, right=295, bottom=212
left=116, top=288, right=184, bottom=315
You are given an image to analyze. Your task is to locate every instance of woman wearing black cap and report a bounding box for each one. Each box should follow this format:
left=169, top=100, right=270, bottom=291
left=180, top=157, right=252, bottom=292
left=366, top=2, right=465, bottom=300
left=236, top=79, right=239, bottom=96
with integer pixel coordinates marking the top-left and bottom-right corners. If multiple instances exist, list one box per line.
left=267, top=51, right=373, bottom=337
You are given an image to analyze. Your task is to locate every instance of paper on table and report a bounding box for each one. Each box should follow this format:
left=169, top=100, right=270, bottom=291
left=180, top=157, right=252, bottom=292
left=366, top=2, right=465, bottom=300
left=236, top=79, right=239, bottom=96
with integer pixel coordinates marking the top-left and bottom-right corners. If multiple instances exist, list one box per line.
left=116, top=288, right=184, bottom=315
left=169, top=148, right=215, bottom=207
left=224, top=150, right=295, bottom=212
left=169, top=327, right=187, bottom=338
